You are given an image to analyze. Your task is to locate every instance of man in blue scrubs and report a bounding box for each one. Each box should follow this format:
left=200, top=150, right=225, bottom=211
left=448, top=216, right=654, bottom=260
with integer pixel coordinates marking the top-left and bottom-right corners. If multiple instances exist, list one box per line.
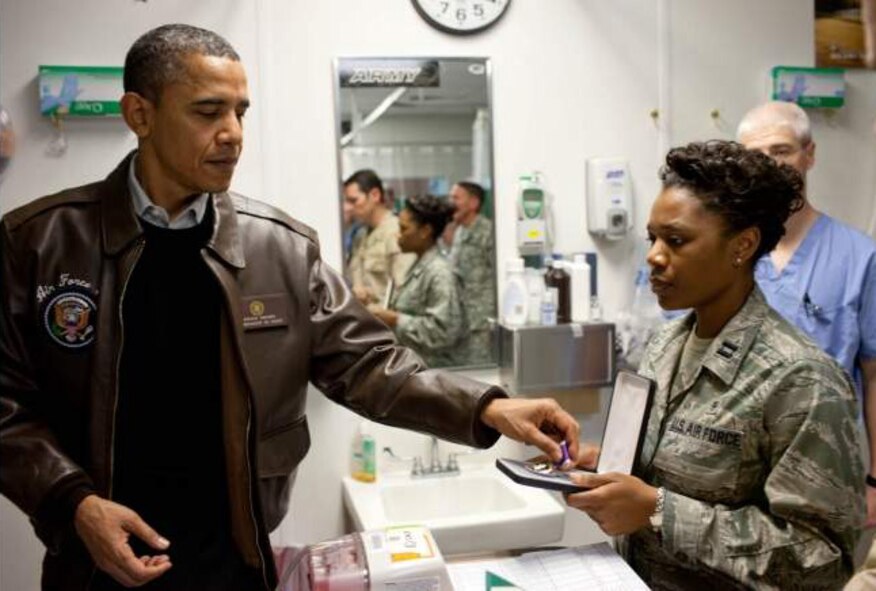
left=738, top=101, right=876, bottom=524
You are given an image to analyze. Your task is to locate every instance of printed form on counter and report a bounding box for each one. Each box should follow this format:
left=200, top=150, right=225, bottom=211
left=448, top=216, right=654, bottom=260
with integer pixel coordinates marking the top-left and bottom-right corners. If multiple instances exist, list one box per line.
left=447, top=543, right=648, bottom=591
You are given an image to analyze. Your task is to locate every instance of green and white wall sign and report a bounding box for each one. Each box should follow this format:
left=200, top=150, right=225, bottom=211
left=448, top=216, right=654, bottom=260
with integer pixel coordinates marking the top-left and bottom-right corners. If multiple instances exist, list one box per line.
left=771, top=66, right=845, bottom=109
left=39, top=65, right=124, bottom=117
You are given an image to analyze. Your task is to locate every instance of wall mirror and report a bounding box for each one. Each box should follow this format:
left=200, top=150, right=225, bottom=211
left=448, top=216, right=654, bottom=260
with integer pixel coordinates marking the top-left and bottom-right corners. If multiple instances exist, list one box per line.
left=334, top=57, right=497, bottom=368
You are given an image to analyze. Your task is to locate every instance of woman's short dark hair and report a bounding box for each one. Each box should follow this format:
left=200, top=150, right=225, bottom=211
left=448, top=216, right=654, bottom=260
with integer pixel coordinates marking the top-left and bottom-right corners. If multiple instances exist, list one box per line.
left=405, top=195, right=454, bottom=241
left=660, top=140, right=804, bottom=260
left=124, top=24, right=240, bottom=103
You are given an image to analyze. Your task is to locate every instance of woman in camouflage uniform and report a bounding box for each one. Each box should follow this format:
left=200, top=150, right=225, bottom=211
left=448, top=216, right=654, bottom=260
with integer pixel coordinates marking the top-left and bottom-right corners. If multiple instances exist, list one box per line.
left=369, top=195, right=469, bottom=368
left=567, top=141, right=864, bottom=590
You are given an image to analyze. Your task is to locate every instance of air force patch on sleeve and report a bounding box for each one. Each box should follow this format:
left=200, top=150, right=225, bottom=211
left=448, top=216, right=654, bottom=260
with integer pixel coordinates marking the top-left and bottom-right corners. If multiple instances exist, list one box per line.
left=43, top=291, right=97, bottom=349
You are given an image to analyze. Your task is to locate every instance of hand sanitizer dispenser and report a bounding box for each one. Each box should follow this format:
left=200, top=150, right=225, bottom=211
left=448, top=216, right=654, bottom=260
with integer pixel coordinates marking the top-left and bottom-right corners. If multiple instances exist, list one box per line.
left=586, top=158, right=633, bottom=240
left=517, top=173, right=550, bottom=256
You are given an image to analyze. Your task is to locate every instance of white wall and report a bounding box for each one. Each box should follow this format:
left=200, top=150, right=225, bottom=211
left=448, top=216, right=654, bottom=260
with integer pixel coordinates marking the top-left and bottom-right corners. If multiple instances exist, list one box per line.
left=2, top=1, right=875, bottom=589
left=667, top=0, right=876, bottom=229
left=807, top=71, right=876, bottom=226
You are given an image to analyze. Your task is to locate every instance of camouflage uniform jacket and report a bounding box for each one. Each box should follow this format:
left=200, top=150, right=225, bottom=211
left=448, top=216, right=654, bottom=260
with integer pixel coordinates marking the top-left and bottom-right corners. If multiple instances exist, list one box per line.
left=450, top=215, right=496, bottom=364
left=391, top=246, right=469, bottom=368
left=349, top=213, right=415, bottom=305
left=624, top=287, right=864, bottom=590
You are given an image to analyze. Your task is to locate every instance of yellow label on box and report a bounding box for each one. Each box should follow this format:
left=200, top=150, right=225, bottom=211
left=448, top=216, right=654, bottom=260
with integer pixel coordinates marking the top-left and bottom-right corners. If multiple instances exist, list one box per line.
left=385, top=526, right=434, bottom=562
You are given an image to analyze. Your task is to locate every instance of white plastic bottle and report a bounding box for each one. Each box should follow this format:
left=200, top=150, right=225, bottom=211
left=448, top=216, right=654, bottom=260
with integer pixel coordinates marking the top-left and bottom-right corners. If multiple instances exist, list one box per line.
left=590, top=295, right=603, bottom=321
left=541, top=287, right=558, bottom=326
left=569, top=254, right=591, bottom=323
left=502, top=258, right=529, bottom=327
left=524, top=268, right=545, bottom=325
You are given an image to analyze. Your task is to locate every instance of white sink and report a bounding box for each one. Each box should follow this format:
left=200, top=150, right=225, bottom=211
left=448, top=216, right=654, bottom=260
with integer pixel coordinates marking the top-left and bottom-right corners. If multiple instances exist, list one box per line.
left=342, top=466, right=565, bottom=556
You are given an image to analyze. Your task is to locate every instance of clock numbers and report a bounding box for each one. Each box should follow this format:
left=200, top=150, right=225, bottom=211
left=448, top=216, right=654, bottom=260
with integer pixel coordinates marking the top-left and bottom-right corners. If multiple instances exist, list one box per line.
left=413, top=0, right=511, bottom=35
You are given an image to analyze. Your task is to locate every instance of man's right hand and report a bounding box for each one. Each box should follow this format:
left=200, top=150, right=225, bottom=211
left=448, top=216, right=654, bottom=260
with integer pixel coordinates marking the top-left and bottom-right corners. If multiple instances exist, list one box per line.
left=74, top=495, right=172, bottom=587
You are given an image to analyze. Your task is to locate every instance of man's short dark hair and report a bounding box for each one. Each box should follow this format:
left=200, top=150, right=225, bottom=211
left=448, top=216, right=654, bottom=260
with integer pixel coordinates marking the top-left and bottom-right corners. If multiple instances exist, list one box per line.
left=344, top=169, right=384, bottom=200
left=456, top=181, right=485, bottom=212
left=124, top=24, right=240, bottom=103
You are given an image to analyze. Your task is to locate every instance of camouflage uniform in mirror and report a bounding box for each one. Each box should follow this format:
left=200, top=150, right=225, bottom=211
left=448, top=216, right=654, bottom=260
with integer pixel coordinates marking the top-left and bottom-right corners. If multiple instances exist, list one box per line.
left=349, top=213, right=415, bottom=305
left=391, top=246, right=469, bottom=368
left=623, top=287, right=865, bottom=590
left=450, top=214, right=496, bottom=365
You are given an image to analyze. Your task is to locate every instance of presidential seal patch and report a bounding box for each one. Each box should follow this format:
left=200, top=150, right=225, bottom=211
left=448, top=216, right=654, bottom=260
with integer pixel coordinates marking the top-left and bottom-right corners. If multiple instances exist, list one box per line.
left=43, top=291, right=96, bottom=349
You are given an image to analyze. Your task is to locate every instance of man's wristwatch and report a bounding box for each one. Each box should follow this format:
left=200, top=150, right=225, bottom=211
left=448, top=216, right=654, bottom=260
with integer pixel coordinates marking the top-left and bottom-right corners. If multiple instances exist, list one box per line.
left=649, top=487, right=665, bottom=533
left=866, top=474, right=876, bottom=488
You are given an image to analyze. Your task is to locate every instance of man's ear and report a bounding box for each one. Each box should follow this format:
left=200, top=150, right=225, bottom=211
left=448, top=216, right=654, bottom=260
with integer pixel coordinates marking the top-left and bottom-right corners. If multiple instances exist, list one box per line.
left=120, top=92, right=154, bottom=139
left=367, top=188, right=383, bottom=205
left=804, top=140, right=816, bottom=172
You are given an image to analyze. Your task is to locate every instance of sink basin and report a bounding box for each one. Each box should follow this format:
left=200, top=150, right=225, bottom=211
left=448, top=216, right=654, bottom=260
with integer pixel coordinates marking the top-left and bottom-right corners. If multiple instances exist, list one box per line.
left=342, top=466, right=565, bottom=556
left=381, top=474, right=526, bottom=521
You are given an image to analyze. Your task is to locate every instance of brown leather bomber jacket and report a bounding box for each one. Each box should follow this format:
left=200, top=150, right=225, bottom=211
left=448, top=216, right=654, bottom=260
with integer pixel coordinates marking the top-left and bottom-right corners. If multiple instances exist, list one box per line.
left=0, top=155, right=504, bottom=590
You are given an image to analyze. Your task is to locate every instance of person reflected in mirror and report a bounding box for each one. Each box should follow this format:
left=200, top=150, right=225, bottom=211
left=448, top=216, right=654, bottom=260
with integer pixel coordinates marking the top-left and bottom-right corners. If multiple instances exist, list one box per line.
left=565, top=141, right=864, bottom=589
left=439, top=219, right=456, bottom=256
left=342, top=198, right=365, bottom=269
left=448, top=182, right=496, bottom=365
left=369, top=195, right=469, bottom=368
left=344, top=169, right=415, bottom=305
left=738, top=101, right=876, bottom=528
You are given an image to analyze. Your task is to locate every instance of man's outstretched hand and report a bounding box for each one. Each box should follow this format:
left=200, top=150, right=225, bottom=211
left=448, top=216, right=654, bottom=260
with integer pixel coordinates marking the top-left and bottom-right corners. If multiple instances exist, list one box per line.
left=481, top=397, right=581, bottom=463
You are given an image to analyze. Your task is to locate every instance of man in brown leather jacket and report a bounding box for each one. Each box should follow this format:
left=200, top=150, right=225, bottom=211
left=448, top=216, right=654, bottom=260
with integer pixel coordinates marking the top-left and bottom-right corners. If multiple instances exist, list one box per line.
left=0, top=25, right=580, bottom=591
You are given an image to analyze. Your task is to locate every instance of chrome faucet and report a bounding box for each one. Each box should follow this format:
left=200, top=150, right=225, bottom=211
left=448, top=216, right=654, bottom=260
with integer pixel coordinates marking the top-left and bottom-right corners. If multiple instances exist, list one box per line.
left=384, top=437, right=481, bottom=478
left=383, top=438, right=459, bottom=478
left=428, top=436, right=443, bottom=473
left=416, top=436, right=458, bottom=478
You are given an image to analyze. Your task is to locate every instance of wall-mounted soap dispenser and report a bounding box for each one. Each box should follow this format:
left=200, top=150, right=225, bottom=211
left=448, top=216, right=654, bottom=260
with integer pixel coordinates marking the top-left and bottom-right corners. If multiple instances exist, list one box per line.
left=586, top=158, right=633, bottom=241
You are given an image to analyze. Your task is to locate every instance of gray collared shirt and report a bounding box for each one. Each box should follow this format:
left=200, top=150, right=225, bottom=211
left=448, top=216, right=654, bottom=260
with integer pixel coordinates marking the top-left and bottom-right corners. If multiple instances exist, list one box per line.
left=128, top=154, right=209, bottom=230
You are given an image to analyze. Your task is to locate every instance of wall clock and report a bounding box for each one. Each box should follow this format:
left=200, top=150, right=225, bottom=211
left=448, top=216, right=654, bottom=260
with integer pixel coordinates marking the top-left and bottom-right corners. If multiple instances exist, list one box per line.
left=411, top=0, right=512, bottom=36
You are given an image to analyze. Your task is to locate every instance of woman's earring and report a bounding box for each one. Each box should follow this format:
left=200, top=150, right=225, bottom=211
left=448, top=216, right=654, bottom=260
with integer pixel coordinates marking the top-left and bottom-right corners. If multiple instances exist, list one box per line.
left=733, top=256, right=742, bottom=268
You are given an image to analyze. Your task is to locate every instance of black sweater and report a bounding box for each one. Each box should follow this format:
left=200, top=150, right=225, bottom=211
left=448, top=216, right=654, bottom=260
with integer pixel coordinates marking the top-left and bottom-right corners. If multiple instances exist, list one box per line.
left=106, top=209, right=259, bottom=588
